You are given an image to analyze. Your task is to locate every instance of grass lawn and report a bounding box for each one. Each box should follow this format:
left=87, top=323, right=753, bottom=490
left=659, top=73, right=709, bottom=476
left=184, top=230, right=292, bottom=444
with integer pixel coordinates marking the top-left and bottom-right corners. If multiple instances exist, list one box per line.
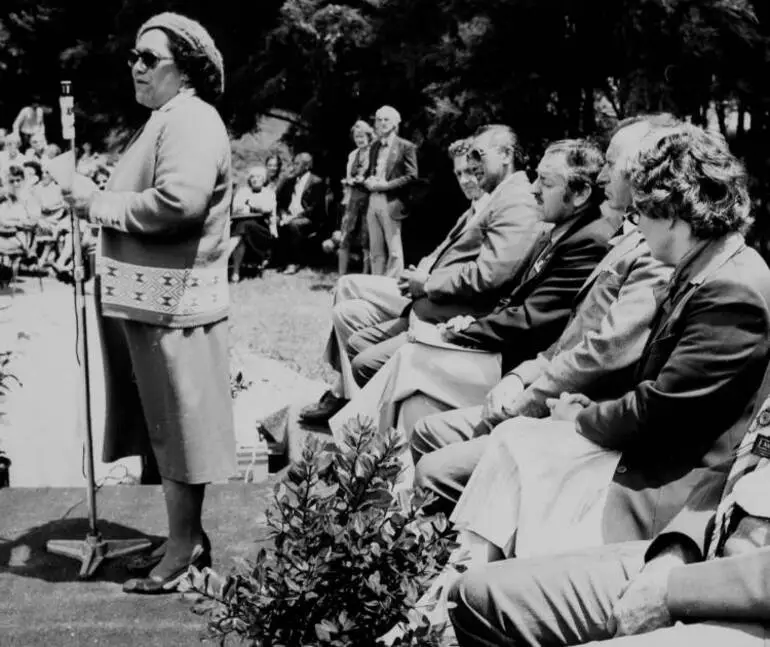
left=228, top=266, right=339, bottom=385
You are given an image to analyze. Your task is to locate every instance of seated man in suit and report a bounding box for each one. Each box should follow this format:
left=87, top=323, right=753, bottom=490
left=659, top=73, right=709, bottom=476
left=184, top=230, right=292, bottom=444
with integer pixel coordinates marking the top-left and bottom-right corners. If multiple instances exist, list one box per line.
left=449, top=365, right=770, bottom=646
left=300, top=126, right=544, bottom=425
left=329, top=138, right=617, bottom=442
left=444, top=123, right=770, bottom=647
left=364, top=104, right=418, bottom=277
left=276, top=151, right=326, bottom=274
left=410, top=114, right=676, bottom=493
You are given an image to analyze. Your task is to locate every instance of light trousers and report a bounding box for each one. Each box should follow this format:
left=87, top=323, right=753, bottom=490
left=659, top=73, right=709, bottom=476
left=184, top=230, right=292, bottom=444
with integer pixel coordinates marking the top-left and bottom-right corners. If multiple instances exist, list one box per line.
left=448, top=541, right=768, bottom=646
left=367, top=193, right=404, bottom=277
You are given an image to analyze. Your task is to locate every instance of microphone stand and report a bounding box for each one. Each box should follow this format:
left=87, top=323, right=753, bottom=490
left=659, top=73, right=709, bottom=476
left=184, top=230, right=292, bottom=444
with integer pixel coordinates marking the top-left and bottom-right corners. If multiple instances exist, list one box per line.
left=46, top=80, right=151, bottom=578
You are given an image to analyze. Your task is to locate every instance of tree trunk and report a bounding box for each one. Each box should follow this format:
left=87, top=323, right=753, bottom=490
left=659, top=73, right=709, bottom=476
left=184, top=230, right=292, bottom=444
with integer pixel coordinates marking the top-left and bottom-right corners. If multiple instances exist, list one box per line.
left=716, top=101, right=727, bottom=137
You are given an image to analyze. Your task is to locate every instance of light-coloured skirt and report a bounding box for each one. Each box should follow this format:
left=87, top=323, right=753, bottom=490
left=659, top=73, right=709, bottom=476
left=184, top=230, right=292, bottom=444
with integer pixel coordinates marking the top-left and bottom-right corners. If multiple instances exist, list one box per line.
left=450, top=417, right=621, bottom=558
left=98, top=310, right=236, bottom=484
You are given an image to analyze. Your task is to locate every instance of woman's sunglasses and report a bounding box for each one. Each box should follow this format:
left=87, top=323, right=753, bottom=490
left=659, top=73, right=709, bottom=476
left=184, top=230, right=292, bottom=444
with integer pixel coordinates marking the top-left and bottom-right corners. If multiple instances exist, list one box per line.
left=127, top=49, right=173, bottom=71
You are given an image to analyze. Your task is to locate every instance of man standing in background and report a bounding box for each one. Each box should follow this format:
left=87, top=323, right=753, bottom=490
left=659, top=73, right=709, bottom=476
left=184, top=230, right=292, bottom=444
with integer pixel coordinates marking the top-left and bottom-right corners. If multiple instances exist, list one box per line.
left=365, top=105, right=418, bottom=277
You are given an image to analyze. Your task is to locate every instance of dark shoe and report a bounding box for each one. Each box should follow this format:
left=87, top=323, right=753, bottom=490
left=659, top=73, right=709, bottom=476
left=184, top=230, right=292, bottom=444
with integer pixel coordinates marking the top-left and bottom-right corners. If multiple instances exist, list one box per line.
left=124, top=538, right=166, bottom=575
left=122, top=543, right=212, bottom=595
left=298, top=390, right=349, bottom=425
left=124, top=532, right=210, bottom=575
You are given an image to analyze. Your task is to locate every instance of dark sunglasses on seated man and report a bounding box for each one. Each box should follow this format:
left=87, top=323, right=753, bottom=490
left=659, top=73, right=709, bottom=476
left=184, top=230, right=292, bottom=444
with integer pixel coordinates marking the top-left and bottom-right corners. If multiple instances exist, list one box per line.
left=127, top=49, right=173, bottom=71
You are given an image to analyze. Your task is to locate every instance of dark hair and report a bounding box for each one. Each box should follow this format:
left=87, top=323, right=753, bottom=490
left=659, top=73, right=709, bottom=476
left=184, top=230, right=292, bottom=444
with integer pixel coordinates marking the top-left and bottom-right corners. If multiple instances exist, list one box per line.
left=630, top=123, right=752, bottom=238
left=544, top=139, right=605, bottom=204
left=265, top=154, right=283, bottom=181
left=162, top=29, right=222, bottom=104
left=91, top=164, right=111, bottom=181
left=23, top=160, right=43, bottom=181
left=8, top=165, right=25, bottom=180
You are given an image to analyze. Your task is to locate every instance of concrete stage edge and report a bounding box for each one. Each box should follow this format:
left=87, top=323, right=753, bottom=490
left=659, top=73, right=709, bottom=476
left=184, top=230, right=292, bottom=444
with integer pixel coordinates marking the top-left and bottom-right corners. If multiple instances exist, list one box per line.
left=0, top=482, right=274, bottom=646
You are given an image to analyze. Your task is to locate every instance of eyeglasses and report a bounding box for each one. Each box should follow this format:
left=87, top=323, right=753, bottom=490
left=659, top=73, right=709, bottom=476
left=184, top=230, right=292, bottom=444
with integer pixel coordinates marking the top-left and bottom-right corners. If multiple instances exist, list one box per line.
left=467, top=148, right=486, bottom=163
left=127, top=49, right=173, bottom=71
left=8, top=178, right=23, bottom=185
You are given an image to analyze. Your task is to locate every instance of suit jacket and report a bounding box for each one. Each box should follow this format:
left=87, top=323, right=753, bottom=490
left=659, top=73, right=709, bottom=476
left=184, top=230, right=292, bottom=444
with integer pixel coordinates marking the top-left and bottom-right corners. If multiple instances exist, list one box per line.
left=575, top=233, right=770, bottom=544
left=366, top=136, right=418, bottom=221
left=411, top=171, right=545, bottom=323
left=638, top=370, right=770, bottom=623
left=449, top=202, right=617, bottom=372
left=276, top=172, right=326, bottom=227
left=511, top=227, right=673, bottom=416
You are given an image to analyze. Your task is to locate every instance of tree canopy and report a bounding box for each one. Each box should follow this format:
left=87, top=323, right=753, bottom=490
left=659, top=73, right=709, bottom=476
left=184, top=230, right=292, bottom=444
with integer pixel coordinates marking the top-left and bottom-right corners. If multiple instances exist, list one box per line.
left=2, top=0, right=768, bottom=255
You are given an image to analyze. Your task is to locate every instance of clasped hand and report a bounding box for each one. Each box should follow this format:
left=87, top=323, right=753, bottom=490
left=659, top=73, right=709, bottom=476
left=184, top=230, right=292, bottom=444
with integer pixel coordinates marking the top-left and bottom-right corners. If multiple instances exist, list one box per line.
left=545, top=392, right=593, bottom=422
left=397, top=265, right=429, bottom=298
left=60, top=179, right=97, bottom=219
left=436, top=315, right=476, bottom=342
left=482, top=373, right=525, bottom=422
left=606, top=543, right=695, bottom=637
left=364, top=177, right=386, bottom=192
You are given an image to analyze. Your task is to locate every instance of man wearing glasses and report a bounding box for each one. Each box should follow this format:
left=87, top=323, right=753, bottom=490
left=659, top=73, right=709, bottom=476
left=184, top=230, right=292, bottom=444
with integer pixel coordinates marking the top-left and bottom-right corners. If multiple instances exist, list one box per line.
left=411, top=114, right=678, bottom=514
left=300, top=125, right=544, bottom=426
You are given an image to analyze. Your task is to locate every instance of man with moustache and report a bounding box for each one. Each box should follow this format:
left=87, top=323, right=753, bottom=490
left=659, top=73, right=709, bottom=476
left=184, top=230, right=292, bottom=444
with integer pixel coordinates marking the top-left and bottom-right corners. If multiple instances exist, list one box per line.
left=330, top=137, right=616, bottom=444
left=447, top=123, right=770, bottom=646
left=300, top=127, right=544, bottom=426
left=411, top=114, right=677, bottom=506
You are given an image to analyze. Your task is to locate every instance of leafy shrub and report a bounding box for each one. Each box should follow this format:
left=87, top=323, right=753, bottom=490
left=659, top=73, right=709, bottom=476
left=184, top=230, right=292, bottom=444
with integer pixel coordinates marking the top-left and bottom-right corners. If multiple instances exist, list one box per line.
left=189, top=416, right=457, bottom=646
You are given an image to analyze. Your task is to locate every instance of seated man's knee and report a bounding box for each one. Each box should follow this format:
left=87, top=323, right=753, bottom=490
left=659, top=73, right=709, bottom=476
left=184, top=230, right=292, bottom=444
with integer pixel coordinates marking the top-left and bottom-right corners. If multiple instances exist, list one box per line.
left=351, top=347, right=379, bottom=387
left=331, top=299, right=362, bottom=332
left=447, top=569, right=499, bottom=644
left=413, top=451, right=443, bottom=499
left=335, top=273, right=357, bottom=300
left=347, top=328, right=370, bottom=359
left=410, top=416, right=434, bottom=466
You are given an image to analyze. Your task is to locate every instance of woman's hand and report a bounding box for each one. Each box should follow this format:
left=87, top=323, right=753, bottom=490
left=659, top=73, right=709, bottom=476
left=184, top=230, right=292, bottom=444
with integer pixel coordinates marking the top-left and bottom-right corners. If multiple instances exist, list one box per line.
left=61, top=178, right=98, bottom=219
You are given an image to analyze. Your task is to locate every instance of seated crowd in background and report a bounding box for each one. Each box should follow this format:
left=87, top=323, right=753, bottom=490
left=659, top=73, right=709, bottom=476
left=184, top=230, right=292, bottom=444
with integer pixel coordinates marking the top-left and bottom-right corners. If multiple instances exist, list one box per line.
left=227, top=104, right=419, bottom=281
left=228, top=151, right=330, bottom=280
left=0, top=122, right=111, bottom=282
left=266, top=108, right=770, bottom=646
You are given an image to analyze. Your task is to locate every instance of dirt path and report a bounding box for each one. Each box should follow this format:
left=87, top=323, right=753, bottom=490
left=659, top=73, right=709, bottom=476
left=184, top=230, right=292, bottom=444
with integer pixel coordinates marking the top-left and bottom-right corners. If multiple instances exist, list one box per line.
left=0, top=278, right=327, bottom=487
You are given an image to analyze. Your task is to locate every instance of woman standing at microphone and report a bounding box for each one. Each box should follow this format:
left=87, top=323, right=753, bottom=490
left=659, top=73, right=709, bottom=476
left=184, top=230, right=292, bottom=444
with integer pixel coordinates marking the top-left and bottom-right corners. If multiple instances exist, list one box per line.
left=63, top=12, right=235, bottom=594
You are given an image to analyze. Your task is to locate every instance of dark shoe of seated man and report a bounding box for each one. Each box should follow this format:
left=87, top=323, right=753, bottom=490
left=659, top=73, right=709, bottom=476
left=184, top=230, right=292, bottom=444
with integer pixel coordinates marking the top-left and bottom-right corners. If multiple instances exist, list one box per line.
left=299, top=390, right=349, bottom=425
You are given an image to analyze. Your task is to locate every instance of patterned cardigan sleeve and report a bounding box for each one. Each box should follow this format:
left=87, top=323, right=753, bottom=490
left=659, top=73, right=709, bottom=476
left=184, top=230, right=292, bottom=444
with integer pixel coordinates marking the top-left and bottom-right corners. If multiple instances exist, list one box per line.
left=89, top=103, right=228, bottom=236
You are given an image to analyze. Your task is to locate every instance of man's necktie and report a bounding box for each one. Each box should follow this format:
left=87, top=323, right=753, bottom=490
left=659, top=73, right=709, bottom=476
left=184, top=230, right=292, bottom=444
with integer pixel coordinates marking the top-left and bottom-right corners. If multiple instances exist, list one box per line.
left=525, top=232, right=554, bottom=281
left=706, top=393, right=770, bottom=559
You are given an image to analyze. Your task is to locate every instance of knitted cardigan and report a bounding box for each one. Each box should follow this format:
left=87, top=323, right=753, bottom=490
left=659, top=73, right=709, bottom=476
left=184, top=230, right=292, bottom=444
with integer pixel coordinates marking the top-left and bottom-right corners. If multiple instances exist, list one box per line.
left=88, top=91, right=231, bottom=328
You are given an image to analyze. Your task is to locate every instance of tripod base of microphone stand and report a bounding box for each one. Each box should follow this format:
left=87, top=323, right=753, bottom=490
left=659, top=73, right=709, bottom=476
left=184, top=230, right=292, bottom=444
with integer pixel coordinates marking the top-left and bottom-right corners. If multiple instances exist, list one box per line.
left=47, top=534, right=153, bottom=579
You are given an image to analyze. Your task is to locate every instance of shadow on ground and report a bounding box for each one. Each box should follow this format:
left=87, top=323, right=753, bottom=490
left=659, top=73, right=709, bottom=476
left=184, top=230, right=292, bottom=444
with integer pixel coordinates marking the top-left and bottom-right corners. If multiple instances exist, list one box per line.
left=0, top=518, right=163, bottom=584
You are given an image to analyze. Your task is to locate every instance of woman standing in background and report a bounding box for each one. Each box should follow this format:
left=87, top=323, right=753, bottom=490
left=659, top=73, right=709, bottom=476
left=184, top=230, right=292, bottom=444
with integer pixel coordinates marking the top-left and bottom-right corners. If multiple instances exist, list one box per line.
left=338, top=120, right=374, bottom=274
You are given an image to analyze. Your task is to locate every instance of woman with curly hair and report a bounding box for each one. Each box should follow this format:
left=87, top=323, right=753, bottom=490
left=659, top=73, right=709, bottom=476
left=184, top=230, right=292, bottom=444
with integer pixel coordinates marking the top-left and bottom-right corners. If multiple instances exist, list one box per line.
left=63, top=12, right=235, bottom=594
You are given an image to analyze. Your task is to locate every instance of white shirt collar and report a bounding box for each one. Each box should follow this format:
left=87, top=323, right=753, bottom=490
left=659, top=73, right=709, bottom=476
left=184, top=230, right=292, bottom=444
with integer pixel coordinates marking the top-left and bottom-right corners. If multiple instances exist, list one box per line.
left=380, top=132, right=397, bottom=148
